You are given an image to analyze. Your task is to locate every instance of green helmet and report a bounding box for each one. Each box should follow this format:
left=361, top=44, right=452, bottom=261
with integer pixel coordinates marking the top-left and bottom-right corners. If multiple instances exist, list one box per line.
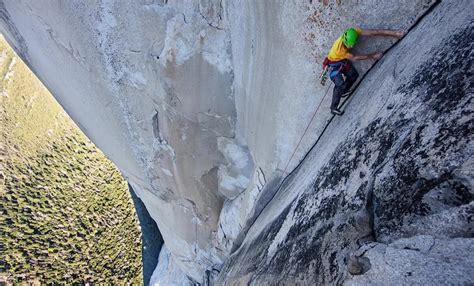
left=343, top=28, right=358, bottom=48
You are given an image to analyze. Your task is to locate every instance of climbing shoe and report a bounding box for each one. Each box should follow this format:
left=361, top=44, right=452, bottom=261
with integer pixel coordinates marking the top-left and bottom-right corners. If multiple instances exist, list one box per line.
left=331, top=109, right=344, bottom=116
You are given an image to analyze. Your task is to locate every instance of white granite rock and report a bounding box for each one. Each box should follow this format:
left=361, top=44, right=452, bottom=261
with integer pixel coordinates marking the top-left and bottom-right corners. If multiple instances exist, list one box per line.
left=1, top=0, right=471, bottom=284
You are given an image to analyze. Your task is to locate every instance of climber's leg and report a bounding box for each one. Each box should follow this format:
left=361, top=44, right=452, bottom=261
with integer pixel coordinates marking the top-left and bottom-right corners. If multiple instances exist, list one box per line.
left=342, top=63, right=359, bottom=94
left=330, top=74, right=345, bottom=112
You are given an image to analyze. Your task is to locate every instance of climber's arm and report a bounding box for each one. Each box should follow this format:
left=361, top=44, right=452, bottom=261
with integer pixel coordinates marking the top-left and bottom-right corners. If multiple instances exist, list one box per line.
left=347, top=52, right=383, bottom=61
left=361, top=29, right=405, bottom=38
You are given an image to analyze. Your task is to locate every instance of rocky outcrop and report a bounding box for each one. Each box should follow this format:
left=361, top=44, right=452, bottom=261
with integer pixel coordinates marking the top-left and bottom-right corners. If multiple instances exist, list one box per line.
left=149, top=245, right=191, bottom=286
left=345, top=236, right=474, bottom=285
left=1, top=0, right=472, bottom=284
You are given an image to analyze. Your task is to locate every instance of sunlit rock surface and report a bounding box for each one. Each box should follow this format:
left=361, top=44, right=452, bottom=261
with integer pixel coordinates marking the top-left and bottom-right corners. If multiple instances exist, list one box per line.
left=217, top=1, right=473, bottom=284
left=1, top=0, right=472, bottom=284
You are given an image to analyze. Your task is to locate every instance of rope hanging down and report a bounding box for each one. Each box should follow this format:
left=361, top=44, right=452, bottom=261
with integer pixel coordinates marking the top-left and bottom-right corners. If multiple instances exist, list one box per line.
left=282, top=83, right=331, bottom=176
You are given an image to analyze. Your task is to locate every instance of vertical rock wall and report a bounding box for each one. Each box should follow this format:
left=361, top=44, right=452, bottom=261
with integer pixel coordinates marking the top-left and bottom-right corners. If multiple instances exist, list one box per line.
left=0, top=1, right=234, bottom=280
left=217, top=0, right=473, bottom=284
left=2, top=0, right=467, bottom=284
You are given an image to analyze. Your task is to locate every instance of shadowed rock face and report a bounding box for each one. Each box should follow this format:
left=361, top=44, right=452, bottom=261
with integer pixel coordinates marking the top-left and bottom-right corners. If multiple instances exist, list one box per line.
left=129, top=185, right=163, bottom=286
left=1, top=0, right=472, bottom=284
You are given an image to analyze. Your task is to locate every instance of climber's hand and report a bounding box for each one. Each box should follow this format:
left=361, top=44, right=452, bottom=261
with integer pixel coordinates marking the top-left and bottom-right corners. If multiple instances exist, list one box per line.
left=372, top=52, right=383, bottom=60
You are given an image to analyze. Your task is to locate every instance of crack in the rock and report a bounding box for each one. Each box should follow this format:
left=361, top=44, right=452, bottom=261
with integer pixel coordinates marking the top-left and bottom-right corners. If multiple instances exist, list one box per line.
left=198, top=8, right=223, bottom=31
left=365, top=127, right=414, bottom=242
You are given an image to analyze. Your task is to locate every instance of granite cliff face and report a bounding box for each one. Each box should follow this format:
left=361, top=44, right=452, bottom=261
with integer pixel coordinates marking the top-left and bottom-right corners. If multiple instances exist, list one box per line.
left=217, top=2, right=473, bottom=283
left=1, top=0, right=472, bottom=284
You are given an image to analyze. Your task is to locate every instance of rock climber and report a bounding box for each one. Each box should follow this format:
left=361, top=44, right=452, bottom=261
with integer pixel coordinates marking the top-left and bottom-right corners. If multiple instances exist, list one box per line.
left=324, top=28, right=404, bottom=115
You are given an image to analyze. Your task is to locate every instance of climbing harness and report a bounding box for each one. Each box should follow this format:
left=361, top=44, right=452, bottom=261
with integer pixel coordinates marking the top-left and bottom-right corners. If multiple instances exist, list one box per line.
left=321, top=57, right=352, bottom=86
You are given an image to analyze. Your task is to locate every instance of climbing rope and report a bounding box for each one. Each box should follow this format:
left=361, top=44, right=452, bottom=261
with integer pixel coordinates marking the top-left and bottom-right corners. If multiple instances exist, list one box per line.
left=282, top=83, right=331, bottom=176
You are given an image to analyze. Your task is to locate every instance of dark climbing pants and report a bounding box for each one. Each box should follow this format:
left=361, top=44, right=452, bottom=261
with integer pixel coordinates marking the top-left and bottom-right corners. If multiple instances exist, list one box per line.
left=330, top=62, right=359, bottom=111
